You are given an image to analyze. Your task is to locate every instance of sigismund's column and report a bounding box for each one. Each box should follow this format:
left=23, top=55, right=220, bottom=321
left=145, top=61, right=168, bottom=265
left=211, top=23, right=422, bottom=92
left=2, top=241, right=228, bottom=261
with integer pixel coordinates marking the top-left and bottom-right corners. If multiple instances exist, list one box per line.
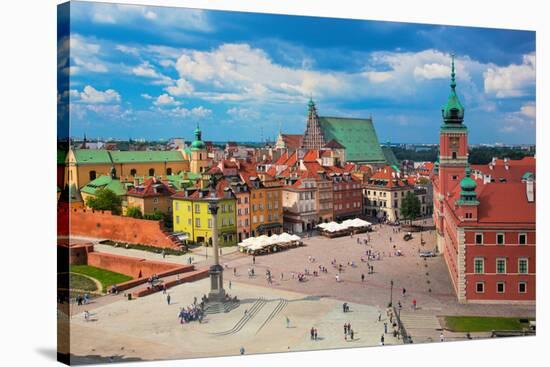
left=207, top=194, right=225, bottom=302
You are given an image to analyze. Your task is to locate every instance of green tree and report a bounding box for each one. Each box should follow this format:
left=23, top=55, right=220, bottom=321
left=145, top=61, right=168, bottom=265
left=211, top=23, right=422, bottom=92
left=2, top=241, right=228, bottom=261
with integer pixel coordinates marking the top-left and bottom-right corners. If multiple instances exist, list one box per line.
left=126, top=206, right=143, bottom=219
left=85, top=188, right=122, bottom=215
left=401, top=191, right=421, bottom=224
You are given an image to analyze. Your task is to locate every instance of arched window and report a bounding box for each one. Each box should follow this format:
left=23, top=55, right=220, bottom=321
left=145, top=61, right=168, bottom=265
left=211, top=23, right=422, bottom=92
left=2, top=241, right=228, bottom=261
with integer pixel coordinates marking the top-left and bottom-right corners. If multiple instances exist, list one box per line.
left=166, top=168, right=172, bottom=175
left=149, top=168, right=155, bottom=176
left=130, top=169, right=137, bottom=177
left=89, top=170, right=96, bottom=181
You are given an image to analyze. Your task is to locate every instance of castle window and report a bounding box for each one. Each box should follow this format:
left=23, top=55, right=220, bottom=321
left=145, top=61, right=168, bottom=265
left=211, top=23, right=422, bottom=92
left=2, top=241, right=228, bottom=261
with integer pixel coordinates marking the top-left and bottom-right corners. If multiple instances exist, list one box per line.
left=496, top=282, right=505, bottom=294
left=475, top=282, right=485, bottom=293
left=519, top=233, right=527, bottom=245
left=452, top=152, right=457, bottom=159
left=518, top=258, right=528, bottom=274
left=518, top=282, right=527, bottom=293
left=496, top=258, right=507, bottom=274
left=497, top=233, right=505, bottom=245
left=474, top=257, right=484, bottom=273
left=89, top=171, right=97, bottom=181
left=130, top=169, right=137, bottom=176
left=475, top=233, right=483, bottom=245
left=149, top=168, right=155, bottom=176
left=166, top=168, right=172, bottom=175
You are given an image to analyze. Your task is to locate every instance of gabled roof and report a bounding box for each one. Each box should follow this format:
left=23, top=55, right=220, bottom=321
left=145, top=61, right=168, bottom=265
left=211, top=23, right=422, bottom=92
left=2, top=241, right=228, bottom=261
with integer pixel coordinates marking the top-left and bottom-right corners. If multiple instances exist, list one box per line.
left=80, top=175, right=127, bottom=196
left=127, top=177, right=176, bottom=198
left=324, top=139, right=345, bottom=149
left=281, top=134, right=303, bottom=150
left=318, top=116, right=385, bottom=163
left=303, top=149, right=320, bottom=162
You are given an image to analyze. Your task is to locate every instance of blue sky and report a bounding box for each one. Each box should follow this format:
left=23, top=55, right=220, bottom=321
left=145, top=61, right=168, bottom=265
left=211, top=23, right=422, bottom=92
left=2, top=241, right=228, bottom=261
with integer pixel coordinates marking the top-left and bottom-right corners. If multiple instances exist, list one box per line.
left=59, top=1, right=536, bottom=144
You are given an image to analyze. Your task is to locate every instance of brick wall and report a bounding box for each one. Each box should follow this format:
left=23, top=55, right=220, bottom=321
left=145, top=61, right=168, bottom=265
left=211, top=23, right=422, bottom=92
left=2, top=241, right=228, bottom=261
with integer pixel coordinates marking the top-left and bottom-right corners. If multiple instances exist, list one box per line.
left=87, top=252, right=188, bottom=278
left=67, top=207, right=179, bottom=249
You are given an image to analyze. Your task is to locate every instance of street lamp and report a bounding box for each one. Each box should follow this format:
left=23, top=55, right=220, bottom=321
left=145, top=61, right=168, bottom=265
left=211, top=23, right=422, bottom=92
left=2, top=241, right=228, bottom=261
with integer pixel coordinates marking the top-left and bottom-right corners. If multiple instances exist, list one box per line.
left=389, top=280, right=394, bottom=307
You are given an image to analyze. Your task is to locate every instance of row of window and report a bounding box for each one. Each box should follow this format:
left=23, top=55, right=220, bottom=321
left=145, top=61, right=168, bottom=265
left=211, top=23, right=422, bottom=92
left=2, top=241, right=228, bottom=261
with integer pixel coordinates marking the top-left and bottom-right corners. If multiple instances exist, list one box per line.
left=473, top=257, right=529, bottom=274
left=251, top=192, right=280, bottom=199
left=474, top=233, right=528, bottom=245
left=252, top=202, right=279, bottom=211
left=89, top=167, right=175, bottom=181
left=174, top=216, right=234, bottom=227
left=335, top=202, right=362, bottom=210
left=335, top=184, right=360, bottom=190
left=252, top=213, right=280, bottom=224
left=334, top=191, right=361, bottom=199
left=367, top=190, right=408, bottom=197
left=475, top=281, right=528, bottom=294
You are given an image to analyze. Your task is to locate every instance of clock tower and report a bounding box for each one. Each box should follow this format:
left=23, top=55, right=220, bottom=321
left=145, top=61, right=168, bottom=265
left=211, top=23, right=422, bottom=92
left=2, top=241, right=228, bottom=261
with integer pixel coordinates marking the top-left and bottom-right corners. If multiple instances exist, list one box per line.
left=438, top=54, right=468, bottom=197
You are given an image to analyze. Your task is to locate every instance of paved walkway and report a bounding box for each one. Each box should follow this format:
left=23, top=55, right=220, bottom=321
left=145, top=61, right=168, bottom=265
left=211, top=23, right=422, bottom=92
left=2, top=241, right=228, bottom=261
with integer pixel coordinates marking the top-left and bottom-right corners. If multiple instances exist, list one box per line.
left=69, top=279, right=400, bottom=362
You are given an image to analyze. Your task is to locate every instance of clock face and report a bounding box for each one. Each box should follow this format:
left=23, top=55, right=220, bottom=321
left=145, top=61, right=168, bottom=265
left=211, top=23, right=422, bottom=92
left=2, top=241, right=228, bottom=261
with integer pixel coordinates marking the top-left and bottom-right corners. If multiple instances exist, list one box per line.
left=450, top=137, right=459, bottom=148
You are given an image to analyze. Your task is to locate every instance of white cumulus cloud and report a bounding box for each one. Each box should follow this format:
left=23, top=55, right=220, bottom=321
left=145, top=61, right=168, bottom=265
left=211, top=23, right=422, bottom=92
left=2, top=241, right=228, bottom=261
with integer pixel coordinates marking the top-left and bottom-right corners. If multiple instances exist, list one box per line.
left=154, top=93, right=180, bottom=106
left=484, top=53, right=535, bottom=98
left=165, top=78, right=194, bottom=96
left=74, top=85, right=121, bottom=104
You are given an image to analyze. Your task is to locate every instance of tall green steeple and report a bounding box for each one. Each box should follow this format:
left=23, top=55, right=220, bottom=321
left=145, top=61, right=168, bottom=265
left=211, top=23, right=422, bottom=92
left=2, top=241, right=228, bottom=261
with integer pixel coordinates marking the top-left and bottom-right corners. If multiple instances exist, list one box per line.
left=191, top=123, right=206, bottom=151
left=442, top=54, right=465, bottom=124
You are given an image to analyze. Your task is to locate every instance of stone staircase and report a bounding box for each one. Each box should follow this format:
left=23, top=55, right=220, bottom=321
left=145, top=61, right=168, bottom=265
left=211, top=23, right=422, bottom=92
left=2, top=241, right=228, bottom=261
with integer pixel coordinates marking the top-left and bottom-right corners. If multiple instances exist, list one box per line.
left=398, top=310, right=442, bottom=343
left=203, top=299, right=241, bottom=315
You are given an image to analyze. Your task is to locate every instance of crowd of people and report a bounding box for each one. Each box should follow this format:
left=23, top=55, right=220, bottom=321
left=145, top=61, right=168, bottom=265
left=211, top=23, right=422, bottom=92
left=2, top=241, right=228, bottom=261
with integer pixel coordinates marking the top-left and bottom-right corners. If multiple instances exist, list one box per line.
left=178, top=303, right=204, bottom=324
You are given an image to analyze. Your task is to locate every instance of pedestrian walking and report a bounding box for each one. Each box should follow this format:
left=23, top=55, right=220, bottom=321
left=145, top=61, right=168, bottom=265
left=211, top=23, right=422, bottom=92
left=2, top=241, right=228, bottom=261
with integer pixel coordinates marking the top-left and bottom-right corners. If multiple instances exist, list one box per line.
left=314, top=328, right=318, bottom=340
left=440, top=332, right=444, bottom=342
left=166, top=294, right=171, bottom=305
left=412, top=298, right=417, bottom=310
left=361, top=273, right=365, bottom=282
left=233, top=267, right=237, bottom=276
left=350, top=329, right=354, bottom=340
left=310, top=327, right=315, bottom=340
left=378, top=311, right=382, bottom=322
left=402, top=287, right=406, bottom=297
left=229, top=280, right=232, bottom=290
left=252, top=255, right=256, bottom=265
left=384, top=322, right=388, bottom=334
left=380, top=334, right=385, bottom=345
left=240, top=346, right=245, bottom=355
left=286, top=316, right=290, bottom=328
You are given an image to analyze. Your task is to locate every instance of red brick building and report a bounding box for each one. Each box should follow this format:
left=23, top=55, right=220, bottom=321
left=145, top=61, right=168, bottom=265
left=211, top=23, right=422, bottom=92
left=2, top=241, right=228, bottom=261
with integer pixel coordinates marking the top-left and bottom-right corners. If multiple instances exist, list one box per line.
left=433, top=57, right=536, bottom=304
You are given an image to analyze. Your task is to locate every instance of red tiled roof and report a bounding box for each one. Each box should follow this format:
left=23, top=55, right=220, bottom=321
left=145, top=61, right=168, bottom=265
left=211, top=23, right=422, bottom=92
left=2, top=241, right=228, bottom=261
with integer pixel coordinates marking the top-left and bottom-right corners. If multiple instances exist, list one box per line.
left=303, top=149, right=320, bottom=162
left=282, top=134, right=303, bottom=150
left=275, top=152, right=290, bottom=165
left=127, top=177, right=176, bottom=197
left=369, top=165, right=408, bottom=187
left=448, top=177, right=535, bottom=226
left=324, top=139, right=345, bottom=149
left=471, top=156, right=535, bottom=183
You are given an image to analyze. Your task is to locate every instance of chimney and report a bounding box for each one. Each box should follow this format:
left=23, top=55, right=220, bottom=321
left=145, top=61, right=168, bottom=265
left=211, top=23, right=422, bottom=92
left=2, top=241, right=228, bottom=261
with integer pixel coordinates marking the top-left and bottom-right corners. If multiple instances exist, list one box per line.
left=526, top=179, right=534, bottom=202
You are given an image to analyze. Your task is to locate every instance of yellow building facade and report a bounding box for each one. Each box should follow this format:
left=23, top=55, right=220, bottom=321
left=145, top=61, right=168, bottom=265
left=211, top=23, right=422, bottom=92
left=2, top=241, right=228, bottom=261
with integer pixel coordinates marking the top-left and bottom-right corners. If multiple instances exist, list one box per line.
left=172, top=189, right=237, bottom=246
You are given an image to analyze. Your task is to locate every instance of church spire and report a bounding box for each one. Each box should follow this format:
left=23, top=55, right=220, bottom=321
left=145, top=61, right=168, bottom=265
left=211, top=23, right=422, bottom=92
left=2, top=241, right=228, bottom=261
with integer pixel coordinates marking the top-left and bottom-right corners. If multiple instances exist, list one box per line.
left=442, top=53, right=464, bottom=124
left=302, top=96, right=325, bottom=149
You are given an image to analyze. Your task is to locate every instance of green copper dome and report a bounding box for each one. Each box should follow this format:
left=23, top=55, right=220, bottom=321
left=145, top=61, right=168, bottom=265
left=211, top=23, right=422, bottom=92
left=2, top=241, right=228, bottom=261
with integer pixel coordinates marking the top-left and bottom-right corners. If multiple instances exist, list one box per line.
left=457, top=165, right=479, bottom=206
left=442, top=54, right=465, bottom=124
left=191, top=124, right=206, bottom=151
